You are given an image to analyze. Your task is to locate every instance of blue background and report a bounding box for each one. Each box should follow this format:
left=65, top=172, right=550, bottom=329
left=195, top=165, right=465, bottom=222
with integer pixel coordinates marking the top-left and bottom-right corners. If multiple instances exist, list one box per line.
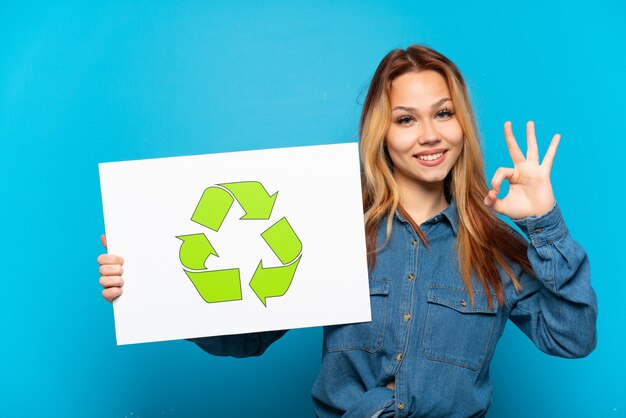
left=1, top=1, right=624, bottom=417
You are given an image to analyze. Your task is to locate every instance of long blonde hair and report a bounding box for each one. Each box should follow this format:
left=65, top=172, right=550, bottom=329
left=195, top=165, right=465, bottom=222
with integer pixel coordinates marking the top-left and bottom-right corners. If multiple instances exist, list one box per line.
left=360, top=45, right=533, bottom=307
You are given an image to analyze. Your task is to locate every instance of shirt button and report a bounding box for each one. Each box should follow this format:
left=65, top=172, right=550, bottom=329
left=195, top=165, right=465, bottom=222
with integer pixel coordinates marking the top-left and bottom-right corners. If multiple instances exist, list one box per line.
left=411, top=239, right=417, bottom=246
left=404, top=313, right=412, bottom=321
left=434, top=217, right=440, bottom=223
left=408, top=273, right=415, bottom=281
left=396, top=353, right=403, bottom=361
left=460, top=299, right=467, bottom=307
left=397, top=403, right=405, bottom=410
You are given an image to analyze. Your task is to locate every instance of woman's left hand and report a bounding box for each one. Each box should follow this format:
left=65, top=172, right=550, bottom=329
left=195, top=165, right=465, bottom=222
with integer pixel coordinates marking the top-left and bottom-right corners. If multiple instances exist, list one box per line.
left=484, top=120, right=560, bottom=220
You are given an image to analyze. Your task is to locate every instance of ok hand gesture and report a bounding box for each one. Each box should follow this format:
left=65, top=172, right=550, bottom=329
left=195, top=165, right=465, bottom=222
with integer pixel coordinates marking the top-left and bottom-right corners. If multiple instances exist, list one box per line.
left=484, top=121, right=560, bottom=220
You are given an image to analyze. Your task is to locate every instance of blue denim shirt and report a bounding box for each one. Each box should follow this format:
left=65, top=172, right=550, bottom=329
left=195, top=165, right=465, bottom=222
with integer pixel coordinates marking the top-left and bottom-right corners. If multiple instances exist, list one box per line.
left=190, top=200, right=597, bottom=417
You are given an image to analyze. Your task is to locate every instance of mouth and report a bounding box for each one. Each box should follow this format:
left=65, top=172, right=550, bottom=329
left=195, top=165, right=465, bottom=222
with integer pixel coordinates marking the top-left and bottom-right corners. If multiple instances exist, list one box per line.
left=413, top=149, right=448, bottom=166
left=415, top=151, right=446, bottom=161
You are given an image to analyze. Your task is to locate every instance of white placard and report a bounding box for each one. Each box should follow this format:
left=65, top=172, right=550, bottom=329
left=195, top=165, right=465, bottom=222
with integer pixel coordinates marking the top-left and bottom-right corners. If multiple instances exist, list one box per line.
left=98, top=142, right=371, bottom=345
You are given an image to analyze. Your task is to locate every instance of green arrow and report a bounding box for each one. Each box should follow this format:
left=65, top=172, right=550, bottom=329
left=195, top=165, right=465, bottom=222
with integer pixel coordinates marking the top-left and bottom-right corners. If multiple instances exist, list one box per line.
left=183, top=268, right=242, bottom=303
left=261, top=217, right=302, bottom=265
left=220, top=181, right=278, bottom=220
left=191, top=186, right=234, bottom=231
left=249, top=256, right=301, bottom=306
left=176, top=234, right=218, bottom=270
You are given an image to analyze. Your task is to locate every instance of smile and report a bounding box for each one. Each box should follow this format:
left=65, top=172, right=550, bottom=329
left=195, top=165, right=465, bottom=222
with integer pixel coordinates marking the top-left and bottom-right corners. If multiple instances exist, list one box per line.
left=416, top=152, right=444, bottom=161
left=413, top=150, right=448, bottom=167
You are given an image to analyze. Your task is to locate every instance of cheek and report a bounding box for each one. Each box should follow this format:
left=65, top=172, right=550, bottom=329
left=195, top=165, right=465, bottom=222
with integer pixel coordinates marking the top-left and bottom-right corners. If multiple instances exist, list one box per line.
left=385, top=145, right=404, bottom=169
left=386, top=127, right=415, bottom=154
left=444, top=124, right=464, bottom=150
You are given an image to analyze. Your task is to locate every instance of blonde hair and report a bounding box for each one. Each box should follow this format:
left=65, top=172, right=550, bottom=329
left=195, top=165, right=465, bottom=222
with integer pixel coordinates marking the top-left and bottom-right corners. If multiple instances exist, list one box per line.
left=360, top=45, right=533, bottom=307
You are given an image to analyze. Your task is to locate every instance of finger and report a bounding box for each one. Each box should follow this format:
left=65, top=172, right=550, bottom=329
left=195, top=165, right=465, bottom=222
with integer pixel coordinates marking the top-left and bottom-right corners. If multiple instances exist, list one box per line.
left=490, top=167, right=515, bottom=195
left=483, top=189, right=497, bottom=207
left=541, top=133, right=561, bottom=171
left=100, top=234, right=107, bottom=249
left=526, top=120, right=539, bottom=163
left=99, top=275, right=124, bottom=288
left=483, top=189, right=507, bottom=214
left=97, top=254, right=124, bottom=266
left=504, top=121, right=525, bottom=164
left=102, top=287, right=123, bottom=303
left=100, top=264, right=124, bottom=276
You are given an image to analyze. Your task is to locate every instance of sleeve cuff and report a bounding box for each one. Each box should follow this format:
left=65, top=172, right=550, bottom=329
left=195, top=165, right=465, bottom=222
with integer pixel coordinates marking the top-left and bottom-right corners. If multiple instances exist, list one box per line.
left=512, top=201, right=568, bottom=246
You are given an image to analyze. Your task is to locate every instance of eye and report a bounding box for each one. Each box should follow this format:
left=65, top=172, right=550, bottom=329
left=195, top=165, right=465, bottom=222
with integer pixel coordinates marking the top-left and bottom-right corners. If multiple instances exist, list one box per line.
left=395, top=115, right=415, bottom=126
left=436, top=108, right=455, bottom=119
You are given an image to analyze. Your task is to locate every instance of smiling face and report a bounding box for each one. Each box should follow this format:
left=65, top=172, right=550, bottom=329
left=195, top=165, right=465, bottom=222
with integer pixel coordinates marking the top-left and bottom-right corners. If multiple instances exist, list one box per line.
left=385, top=70, right=464, bottom=194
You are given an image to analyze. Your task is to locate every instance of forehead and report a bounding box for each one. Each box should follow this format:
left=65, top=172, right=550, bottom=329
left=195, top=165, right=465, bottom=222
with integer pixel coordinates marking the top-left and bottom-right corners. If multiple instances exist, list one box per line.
left=389, top=70, right=451, bottom=106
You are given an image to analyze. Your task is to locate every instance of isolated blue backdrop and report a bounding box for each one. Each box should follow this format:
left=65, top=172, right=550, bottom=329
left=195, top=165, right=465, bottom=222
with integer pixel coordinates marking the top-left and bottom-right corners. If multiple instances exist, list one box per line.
left=1, top=1, right=624, bottom=417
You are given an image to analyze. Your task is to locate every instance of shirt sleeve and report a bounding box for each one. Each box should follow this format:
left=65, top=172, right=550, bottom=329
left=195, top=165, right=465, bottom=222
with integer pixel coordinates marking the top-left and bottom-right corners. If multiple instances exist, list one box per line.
left=506, top=201, right=598, bottom=358
left=187, top=330, right=288, bottom=358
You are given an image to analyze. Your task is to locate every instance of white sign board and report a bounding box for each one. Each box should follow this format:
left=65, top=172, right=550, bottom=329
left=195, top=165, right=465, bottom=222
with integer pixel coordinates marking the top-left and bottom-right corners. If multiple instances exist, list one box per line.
left=99, top=142, right=371, bottom=345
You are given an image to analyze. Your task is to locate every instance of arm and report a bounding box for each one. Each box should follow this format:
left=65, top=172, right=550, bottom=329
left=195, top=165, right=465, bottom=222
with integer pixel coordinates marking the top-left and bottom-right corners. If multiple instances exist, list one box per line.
left=484, top=121, right=597, bottom=357
left=187, top=330, right=289, bottom=358
left=507, top=202, right=597, bottom=358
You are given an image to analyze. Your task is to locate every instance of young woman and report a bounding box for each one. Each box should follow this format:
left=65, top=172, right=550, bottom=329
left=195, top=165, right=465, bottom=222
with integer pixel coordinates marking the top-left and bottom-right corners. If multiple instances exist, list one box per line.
left=98, top=44, right=597, bottom=417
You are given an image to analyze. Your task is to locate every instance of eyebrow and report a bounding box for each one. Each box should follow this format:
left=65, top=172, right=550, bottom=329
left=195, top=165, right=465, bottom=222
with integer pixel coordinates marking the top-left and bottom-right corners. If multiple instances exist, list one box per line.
left=391, top=98, right=452, bottom=112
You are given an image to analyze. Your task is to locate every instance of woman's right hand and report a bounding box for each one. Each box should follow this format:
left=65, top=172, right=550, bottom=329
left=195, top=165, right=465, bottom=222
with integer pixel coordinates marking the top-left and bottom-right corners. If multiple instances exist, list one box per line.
left=97, top=234, right=125, bottom=303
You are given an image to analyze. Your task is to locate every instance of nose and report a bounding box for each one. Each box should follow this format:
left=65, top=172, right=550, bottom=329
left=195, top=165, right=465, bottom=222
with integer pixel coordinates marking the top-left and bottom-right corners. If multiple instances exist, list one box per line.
left=418, top=120, right=441, bottom=145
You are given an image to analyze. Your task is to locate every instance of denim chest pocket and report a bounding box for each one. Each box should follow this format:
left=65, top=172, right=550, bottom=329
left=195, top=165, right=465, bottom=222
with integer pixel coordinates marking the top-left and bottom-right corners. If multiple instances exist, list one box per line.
left=421, top=285, right=499, bottom=370
left=325, top=279, right=390, bottom=353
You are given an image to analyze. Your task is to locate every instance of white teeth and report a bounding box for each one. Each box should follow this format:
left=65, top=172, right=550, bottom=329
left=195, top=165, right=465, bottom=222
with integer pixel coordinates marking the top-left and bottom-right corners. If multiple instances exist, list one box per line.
left=417, top=152, right=443, bottom=161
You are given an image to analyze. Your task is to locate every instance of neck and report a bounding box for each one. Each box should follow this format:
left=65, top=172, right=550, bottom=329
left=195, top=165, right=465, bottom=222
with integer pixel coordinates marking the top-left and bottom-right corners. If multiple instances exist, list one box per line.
left=395, top=177, right=449, bottom=225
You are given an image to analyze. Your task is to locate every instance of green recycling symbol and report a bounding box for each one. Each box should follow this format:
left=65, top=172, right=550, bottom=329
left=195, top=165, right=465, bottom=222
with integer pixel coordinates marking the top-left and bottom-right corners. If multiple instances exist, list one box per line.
left=176, top=181, right=302, bottom=307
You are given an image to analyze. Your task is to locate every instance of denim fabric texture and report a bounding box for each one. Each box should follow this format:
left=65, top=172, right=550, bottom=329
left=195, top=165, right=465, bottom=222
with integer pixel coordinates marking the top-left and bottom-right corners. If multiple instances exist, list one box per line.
left=190, top=200, right=597, bottom=417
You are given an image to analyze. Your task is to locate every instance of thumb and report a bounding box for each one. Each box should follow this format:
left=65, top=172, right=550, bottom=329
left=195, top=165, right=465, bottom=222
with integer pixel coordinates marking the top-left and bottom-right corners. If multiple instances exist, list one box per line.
left=483, top=189, right=506, bottom=215
left=100, top=234, right=107, bottom=249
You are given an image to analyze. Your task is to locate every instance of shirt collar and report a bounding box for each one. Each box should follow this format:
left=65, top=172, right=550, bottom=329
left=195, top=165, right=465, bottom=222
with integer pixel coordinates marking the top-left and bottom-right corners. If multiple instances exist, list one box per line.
left=441, top=199, right=459, bottom=236
left=395, top=198, right=459, bottom=236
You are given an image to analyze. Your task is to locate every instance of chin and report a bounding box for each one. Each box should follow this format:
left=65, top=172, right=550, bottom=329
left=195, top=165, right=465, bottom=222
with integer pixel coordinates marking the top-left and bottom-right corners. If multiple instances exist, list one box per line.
left=424, top=177, right=447, bottom=184
left=417, top=171, right=450, bottom=183
left=410, top=176, right=447, bottom=186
